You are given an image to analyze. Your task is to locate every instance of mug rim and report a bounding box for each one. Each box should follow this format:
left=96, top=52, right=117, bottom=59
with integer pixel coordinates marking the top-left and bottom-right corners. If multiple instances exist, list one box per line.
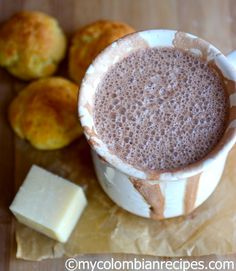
left=78, top=29, right=236, bottom=181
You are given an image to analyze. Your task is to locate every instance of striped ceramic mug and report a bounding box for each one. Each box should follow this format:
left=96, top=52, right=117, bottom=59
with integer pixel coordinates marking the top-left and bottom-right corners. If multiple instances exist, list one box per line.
left=79, top=30, right=236, bottom=219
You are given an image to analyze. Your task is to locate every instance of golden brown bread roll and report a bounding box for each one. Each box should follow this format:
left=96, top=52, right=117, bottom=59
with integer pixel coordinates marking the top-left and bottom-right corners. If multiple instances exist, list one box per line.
left=8, top=77, right=82, bottom=150
left=0, top=11, right=67, bottom=80
left=69, top=20, right=135, bottom=84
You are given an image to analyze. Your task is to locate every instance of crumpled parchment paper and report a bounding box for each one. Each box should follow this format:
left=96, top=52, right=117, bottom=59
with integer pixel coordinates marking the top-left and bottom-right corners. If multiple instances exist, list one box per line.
left=14, top=136, right=236, bottom=261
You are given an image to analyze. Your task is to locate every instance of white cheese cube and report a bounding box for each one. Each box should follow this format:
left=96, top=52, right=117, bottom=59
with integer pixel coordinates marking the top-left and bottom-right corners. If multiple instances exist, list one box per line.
left=9, top=165, right=87, bottom=243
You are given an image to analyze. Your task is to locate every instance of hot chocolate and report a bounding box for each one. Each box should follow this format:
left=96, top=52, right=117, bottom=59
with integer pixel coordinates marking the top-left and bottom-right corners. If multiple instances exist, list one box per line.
left=94, top=47, right=229, bottom=171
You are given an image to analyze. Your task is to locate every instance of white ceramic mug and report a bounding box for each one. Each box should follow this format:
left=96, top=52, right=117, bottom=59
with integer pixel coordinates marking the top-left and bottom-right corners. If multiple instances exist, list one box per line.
left=79, top=30, right=236, bottom=219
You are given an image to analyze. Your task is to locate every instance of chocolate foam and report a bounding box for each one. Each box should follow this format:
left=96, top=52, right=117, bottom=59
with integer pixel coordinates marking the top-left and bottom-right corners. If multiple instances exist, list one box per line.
left=94, top=47, right=229, bottom=172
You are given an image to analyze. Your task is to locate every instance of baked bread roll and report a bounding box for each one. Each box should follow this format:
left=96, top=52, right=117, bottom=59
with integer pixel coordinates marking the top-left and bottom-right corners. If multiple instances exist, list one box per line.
left=8, top=77, right=82, bottom=150
left=0, top=11, right=67, bottom=80
left=69, top=20, right=134, bottom=84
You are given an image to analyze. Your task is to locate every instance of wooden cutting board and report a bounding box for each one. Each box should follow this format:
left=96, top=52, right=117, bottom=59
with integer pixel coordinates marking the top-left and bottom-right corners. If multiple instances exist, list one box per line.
left=1, top=0, right=236, bottom=270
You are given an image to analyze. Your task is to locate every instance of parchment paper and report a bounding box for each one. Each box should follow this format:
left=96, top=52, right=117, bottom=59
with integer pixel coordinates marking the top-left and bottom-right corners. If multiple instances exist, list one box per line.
left=14, top=136, right=236, bottom=261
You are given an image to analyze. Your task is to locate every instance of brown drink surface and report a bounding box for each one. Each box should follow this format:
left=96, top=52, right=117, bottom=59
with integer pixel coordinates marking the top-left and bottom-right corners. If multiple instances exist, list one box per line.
left=94, top=47, right=229, bottom=171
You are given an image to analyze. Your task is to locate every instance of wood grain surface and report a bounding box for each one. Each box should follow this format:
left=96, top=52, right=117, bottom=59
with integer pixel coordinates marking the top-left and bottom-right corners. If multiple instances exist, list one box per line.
left=1, top=0, right=236, bottom=270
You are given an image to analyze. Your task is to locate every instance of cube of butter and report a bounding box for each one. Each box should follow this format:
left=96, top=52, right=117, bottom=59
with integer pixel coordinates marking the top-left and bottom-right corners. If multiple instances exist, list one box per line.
left=9, top=165, right=87, bottom=243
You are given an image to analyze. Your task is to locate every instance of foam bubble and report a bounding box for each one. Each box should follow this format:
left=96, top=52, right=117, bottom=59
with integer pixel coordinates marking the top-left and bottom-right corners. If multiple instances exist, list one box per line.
left=94, top=47, right=229, bottom=171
